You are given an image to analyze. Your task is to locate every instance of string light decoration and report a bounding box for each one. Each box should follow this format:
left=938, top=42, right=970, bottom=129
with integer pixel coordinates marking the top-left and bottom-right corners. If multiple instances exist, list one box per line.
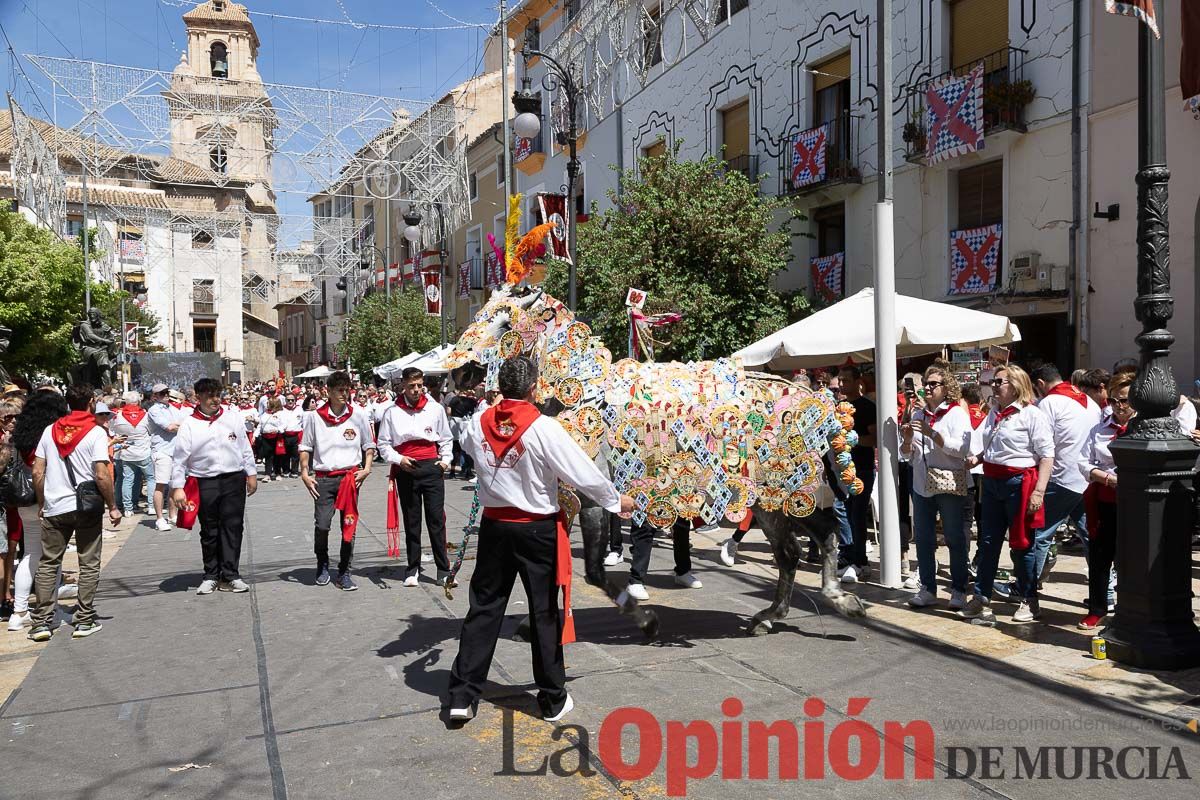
left=6, top=96, right=67, bottom=237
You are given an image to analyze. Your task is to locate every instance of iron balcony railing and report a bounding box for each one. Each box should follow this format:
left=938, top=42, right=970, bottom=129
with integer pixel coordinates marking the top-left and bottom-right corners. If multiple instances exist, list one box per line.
left=902, top=46, right=1031, bottom=164
left=724, top=154, right=760, bottom=185
left=778, top=110, right=862, bottom=196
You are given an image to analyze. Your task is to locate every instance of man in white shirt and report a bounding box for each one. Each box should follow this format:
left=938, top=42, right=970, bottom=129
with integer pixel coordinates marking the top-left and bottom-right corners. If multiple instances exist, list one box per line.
left=110, top=390, right=153, bottom=518
left=299, top=371, right=375, bottom=591
left=28, top=384, right=121, bottom=641
left=376, top=368, right=453, bottom=586
left=447, top=357, right=635, bottom=724
left=281, top=394, right=304, bottom=478
left=171, top=378, right=258, bottom=595
left=1029, top=364, right=1103, bottom=590
left=147, top=383, right=183, bottom=531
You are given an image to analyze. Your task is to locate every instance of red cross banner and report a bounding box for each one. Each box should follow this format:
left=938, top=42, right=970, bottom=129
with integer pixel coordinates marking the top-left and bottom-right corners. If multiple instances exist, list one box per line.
left=484, top=252, right=502, bottom=288
left=537, top=193, right=570, bottom=262
left=925, top=63, right=984, bottom=165
left=514, top=137, right=533, bottom=164
left=810, top=252, right=844, bottom=303
left=421, top=267, right=441, bottom=316
left=457, top=260, right=472, bottom=299
left=949, top=223, right=1003, bottom=295
left=1105, top=0, right=1159, bottom=39
left=790, top=123, right=829, bottom=189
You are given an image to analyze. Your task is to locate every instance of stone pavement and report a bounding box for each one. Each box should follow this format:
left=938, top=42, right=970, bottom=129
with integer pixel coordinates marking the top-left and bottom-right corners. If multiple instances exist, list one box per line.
left=1, top=471, right=1198, bottom=800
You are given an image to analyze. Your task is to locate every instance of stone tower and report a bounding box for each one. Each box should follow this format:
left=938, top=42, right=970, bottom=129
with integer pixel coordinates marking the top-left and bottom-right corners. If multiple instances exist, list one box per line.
left=167, top=0, right=275, bottom=209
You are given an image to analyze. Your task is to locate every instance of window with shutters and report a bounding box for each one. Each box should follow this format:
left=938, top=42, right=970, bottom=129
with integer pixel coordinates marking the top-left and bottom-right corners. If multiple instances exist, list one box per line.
left=950, top=0, right=1009, bottom=71
left=721, top=99, right=756, bottom=182
left=811, top=52, right=852, bottom=169
left=813, top=204, right=846, bottom=258
left=643, top=138, right=667, bottom=160
left=956, top=160, right=1003, bottom=229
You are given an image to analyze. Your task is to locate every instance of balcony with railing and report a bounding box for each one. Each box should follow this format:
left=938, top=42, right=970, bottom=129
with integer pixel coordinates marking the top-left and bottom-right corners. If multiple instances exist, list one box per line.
left=778, top=110, right=862, bottom=197
left=902, top=46, right=1032, bottom=165
left=192, top=281, right=216, bottom=316
left=724, top=154, right=760, bottom=185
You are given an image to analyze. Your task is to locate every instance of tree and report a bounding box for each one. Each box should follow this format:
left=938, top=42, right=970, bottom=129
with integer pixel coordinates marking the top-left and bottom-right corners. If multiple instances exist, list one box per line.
left=543, top=147, right=803, bottom=362
left=338, top=289, right=440, bottom=372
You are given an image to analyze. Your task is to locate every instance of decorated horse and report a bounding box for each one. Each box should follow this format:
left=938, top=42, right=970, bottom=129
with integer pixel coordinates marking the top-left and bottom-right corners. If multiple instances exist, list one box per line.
left=446, top=279, right=869, bottom=637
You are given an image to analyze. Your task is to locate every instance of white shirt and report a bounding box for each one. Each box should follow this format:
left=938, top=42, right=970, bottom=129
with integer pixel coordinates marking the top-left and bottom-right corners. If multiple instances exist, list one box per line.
left=35, top=425, right=111, bottom=518
left=258, top=412, right=286, bottom=436
left=1081, top=415, right=1128, bottom=479
left=147, top=402, right=183, bottom=457
left=110, top=407, right=152, bottom=462
left=256, top=394, right=272, bottom=415
left=299, top=406, right=375, bottom=472
left=900, top=403, right=973, bottom=498
left=281, top=406, right=304, bottom=433
left=1172, top=396, right=1198, bottom=436
left=1037, top=387, right=1103, bottom=493
left=238, top=406, right=259, bottom=432
left=369, top=399, right=394, bottom=427
left=376, top=397, right=453, bottom=465
left=462, top=411, right=621, bottom=515
left=171, top=409, right=258, bottom=488
left=977, top=402, right=1055, bottom=468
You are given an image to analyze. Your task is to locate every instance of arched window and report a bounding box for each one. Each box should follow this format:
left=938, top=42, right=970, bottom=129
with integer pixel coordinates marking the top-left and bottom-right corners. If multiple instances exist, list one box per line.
left=210, top=42, right=228, bottom=79
left=210, top=145, right=228, bottom=174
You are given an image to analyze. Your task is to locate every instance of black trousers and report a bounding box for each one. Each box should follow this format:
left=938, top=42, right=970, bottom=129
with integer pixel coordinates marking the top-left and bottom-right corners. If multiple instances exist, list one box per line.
left=394, top=460, right=449, bottom=573
left=197, top=472, right=247, bottom=581
left=629, top=518, right=692, bottom=583
left=447, top=517, right=566, bottom=715
left=1087, top=499, right=1117, bottom=615
left=313, top=474, right=354, bottom=574
left=283, top=433, right=301, bottom=475
left=606, top=512, right=623, bottom=553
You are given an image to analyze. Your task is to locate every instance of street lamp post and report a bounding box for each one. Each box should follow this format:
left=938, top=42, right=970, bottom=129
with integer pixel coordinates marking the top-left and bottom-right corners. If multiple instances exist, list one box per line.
left=513, top=49, right=580, bottom=311
left=403, top=205, right=422, bottom=328
left=1105, top=5, right=1200, bottom=670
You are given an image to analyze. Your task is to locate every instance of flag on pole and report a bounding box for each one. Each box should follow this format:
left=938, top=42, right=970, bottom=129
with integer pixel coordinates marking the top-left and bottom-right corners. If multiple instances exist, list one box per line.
left=789, top=123, right=829, bottom=189
left=925, top=63, right=985, bottom=165
left=1105, top=0, right=1159, bottom=39
left=809, top=252, right=844, bottom=303
left=421, top=268, right=441, bottom=316
left=1184, top=1, right=1200, bottom=116
left=457, top=260, right=472, bottom=299
left=537, top=193, right=570, bottom=262
left=949, top=223, right=1003, bottom=295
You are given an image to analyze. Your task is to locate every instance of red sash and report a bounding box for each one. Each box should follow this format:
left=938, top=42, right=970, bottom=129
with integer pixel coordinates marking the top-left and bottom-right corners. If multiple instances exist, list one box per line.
left=318, top=469, right=360, bottom=543
left=1043, top=381, right=1089, bottom=408
left=176, top=477, right=200, bottom=530
left=982, top=462, right=1045, bottom=549
left=262, top=431, right=286, bottom=455
left=397, top=441, right=438, bottom=460
left=120, top=406, right=146, bottom=427
left=484, top=505, right=576, bottom=645
left=51, top=411, right=98, bottom=458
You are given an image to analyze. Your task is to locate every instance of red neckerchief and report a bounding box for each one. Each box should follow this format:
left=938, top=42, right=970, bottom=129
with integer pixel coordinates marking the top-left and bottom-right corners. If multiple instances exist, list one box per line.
left=51, top=410, right=98, bottom=458
left=929, top=402, right=953, bottom=424
left=968, top=403, right=987, bottom=429
left=169, top=401, right=182, bottom=409
left=120, top=406, right=146, bottom=427
left=316, top=403, right=352, bottom=426
left=400, top=392, right=428, bottom=412
left=480, top=399, right=541, bottom=463
left=994, top=403, right=1022, bottom=425
left=1042, top=381, right=1089, bottom=408
left=192, top=406, right=223, bottom=424
left=1106, top=417, right=1129, bottom=439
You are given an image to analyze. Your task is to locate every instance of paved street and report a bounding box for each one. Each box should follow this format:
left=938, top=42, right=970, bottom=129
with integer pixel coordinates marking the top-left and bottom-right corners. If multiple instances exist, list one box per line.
left=2, top=472, right=1199, bottom=800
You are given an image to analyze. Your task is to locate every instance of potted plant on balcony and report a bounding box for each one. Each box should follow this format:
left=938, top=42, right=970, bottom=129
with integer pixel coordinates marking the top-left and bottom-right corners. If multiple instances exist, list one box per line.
left=983, top=79, right=1035, bottom=129
left=902, top=110, right=926, bottom=159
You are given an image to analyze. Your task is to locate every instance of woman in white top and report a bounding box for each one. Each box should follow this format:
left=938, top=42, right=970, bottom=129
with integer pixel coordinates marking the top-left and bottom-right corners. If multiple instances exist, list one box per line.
left=958, top=364, right=1054, bottom=626
left=1077, top=372, right=1135, bottom=631
left=257, top=397, right=287, bottom=481
left=901, top=366, right=973, bottom=610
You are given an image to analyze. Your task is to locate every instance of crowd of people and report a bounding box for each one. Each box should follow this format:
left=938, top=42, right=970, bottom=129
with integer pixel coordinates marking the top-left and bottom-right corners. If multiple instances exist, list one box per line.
left=0, top=352, right=1198, bottom=722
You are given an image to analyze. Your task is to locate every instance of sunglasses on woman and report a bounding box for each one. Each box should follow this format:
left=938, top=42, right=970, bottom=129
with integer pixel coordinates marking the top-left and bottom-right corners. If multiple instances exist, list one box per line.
left=1110, top=397, right=1132, bottom=407
left=989, top=379, right=1010, bottom=387
left=924, top=380, right=944, bottom=389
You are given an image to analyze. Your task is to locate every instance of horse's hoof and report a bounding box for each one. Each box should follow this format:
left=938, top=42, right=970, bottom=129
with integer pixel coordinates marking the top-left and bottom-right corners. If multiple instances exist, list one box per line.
left=833, top=594, right=867, bottom=618
left=746, top=618, right=773, bottom=636
left=633, top=608, right=659, bottom=640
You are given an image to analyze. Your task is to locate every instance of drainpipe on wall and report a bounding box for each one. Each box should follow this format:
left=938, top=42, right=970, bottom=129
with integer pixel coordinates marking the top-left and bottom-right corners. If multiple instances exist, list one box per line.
left=1069, top=0, right=1086, bottom=368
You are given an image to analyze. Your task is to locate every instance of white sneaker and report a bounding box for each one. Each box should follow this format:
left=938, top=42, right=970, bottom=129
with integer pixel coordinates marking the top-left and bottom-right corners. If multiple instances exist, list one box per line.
left=866, top=540, right=875, bottom=555
left=545, top=694, right=574, bottom=722
left=196, top=579, right=218, bottom=595
left=948, top=589, right=968, bottom=610
left=901, top=574, right=921, bottom=591
left=448, top=703, right=477, bottom=722
left=219, top=578, right=250, bottom=593
left=1012, top=599, right=1041, bottom=623
left=625, top=583, right=650, bottom=601
left=695, top=523, right=720, bottom=533
left=155, top=518, right=173, bottom=532
left=718, top=539, right=738, bottom=567
left=838, top=565, right=858, bottom=584
left=603, top=551, right=623, bottom=567
left=421, top=553, right=434, bottom=563
left=55, top=583, right=79, bottom=600
left=7, top=611, right=31, bottom=631
left=403, top=574, right=420, bottom=587
left=907, top=589, right=937, bottom=608
left=674, top=572, right=702, bottom=589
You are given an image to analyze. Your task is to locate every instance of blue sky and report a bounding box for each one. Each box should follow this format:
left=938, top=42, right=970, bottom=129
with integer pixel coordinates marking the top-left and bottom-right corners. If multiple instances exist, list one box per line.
left=1, top=0, right=502, bottom=218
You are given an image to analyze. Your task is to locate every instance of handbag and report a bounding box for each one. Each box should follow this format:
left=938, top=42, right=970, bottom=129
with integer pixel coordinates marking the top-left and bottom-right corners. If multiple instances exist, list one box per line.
left=925, top=465, right=968, bottom=497
left=63, top=454, right=105, bottom=519
left=0, top=452, right=37, bottom=507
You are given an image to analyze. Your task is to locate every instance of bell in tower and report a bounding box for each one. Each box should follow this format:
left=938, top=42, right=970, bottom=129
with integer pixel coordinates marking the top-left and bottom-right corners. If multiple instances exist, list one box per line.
left=210, top=42, right=228, bottom=79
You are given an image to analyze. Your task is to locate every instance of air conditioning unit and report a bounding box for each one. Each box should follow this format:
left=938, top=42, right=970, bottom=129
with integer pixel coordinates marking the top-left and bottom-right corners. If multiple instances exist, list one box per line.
left=1010, top=251, right=1044, bottom=292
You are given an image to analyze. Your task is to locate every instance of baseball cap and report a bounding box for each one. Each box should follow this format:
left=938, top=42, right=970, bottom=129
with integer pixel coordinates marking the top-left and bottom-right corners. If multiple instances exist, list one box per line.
left=169, top=389, right=185, bottom=402
left=151, top=383, right=169, bottom=394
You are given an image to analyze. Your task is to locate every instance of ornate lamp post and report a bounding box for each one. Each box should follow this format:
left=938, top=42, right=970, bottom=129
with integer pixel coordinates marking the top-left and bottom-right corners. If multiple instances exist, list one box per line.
left=1106, top=5, right=1200, bottom=670
left=512, top=48, right=580, bottom=311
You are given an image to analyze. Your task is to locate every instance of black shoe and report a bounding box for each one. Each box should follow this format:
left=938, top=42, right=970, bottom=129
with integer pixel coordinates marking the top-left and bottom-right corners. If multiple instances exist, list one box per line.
left=315, top=566, right=331, bottom=586
left=336, top=572, right=357, bottom=591
left=0, top=600, right=13, bottom=621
